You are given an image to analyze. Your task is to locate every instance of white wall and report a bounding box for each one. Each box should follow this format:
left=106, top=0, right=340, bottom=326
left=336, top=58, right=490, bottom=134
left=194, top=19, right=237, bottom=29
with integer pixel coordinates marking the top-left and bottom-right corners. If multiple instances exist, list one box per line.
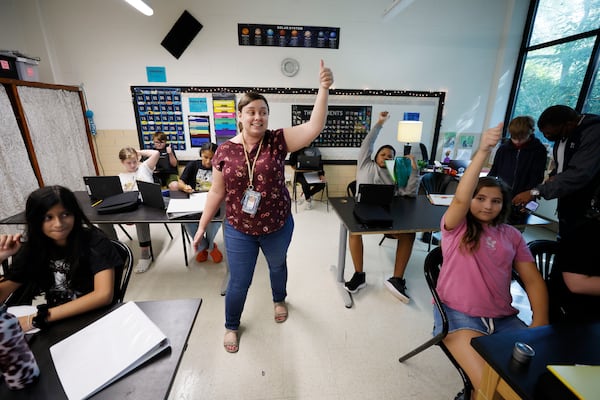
left=0, top=0, right=529, bottom=160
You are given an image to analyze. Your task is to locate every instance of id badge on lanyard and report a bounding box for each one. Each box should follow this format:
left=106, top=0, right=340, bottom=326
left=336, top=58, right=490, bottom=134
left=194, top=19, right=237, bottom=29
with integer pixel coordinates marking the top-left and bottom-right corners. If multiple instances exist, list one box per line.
left=242, top=188, right=261, bottom=216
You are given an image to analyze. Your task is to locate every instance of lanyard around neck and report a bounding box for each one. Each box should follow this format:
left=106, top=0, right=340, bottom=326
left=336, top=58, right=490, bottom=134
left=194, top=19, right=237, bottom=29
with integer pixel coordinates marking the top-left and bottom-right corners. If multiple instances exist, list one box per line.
left=241, top=133, right=263, bottom=189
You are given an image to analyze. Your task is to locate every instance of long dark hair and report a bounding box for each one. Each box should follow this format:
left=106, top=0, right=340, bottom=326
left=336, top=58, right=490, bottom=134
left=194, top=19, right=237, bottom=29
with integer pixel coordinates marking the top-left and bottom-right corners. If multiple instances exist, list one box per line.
left=23, top=186, right=95, bottom=289
left=462, top=176, right=511, bottom=251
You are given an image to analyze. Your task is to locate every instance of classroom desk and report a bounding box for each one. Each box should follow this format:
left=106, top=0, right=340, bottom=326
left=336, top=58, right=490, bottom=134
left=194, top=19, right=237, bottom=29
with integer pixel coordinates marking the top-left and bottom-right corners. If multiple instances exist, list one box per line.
left=329, top=196, right=549, bottom=309
left=0, top=191, right=229, bottom=293
left=0, top=298, right=202, bottom=400
left=471, top=322, right=600, bottom=400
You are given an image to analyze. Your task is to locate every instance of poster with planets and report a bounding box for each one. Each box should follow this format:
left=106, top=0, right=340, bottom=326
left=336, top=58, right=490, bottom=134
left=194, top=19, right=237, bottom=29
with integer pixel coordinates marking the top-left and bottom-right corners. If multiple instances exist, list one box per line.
left=238, top=24, right=340, bottom=49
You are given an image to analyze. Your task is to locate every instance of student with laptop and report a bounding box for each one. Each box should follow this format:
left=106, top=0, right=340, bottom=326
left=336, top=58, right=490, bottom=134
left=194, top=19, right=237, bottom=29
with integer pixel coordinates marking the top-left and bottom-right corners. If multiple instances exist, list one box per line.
left=98, top=147, right=159, bottom=273
left=177, top=142, right=223, bottom=263
left=345, top=111, right=420, bottom=303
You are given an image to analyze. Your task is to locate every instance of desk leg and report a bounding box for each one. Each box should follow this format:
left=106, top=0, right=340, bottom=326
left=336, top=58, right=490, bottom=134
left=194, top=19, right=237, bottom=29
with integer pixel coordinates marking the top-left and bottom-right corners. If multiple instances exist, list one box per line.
left=476, top=362, right=501, bottom=400
left=180, top=225, right=189, bottom=267
left=332, top=223, right=353, bottom=308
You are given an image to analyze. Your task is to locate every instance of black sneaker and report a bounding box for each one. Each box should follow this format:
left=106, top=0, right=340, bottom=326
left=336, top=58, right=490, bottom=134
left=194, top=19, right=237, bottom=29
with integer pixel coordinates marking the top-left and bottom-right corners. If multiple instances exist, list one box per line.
left=344, top=272, right=366, bottom=293
left=385, top=277, right=410, bottom=303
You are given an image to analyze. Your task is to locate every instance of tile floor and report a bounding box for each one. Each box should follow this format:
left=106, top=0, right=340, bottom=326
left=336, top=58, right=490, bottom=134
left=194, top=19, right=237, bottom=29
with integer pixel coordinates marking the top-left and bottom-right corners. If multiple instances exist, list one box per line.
left=119, top=198, right=556, bottom=400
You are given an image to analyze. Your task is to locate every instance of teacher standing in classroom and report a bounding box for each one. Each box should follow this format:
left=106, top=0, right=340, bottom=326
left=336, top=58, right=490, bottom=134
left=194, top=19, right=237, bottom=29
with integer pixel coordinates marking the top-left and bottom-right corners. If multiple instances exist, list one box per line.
left=193, top=60, right=334, bottom=353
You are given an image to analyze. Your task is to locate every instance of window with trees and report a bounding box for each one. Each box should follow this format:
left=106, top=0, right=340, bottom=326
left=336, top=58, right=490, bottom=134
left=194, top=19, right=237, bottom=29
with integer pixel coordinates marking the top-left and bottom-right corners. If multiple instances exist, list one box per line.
left=508, top=0, right=600, bottom=144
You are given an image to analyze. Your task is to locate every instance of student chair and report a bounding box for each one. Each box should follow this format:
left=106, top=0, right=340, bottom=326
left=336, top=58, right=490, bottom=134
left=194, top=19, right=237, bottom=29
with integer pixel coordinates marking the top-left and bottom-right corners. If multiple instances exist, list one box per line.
left=398, top=246, right=473, bottom=399
left=527, top=239, right=558, bottom=282
left=110, top=239, right=134, bottom=303
left=416, top=172, right=458, bottom=251
left=346, top=180, right=357, bottom=198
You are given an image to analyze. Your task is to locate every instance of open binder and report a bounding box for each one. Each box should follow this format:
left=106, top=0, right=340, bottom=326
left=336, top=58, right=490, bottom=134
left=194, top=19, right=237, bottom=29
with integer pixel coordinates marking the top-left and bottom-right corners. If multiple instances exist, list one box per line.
left=50, top=302, right=170, bottom=400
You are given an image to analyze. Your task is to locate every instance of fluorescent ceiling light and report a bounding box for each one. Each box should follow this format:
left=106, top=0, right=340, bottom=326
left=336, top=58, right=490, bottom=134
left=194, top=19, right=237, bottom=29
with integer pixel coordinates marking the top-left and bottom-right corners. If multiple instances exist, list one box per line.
left=124, top=0, right=154, bottom=16
left=382, top=0, right=415, bottom=21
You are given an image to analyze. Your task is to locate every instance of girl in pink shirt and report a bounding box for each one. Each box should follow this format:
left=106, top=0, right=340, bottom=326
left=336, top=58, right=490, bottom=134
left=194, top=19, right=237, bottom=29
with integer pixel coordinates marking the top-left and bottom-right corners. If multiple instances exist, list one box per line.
left=433, top=123, right=548, bottom=396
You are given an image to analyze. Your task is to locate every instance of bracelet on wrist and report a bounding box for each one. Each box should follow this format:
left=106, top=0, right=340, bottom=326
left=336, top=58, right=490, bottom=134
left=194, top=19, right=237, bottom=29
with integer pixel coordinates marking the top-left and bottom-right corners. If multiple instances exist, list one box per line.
left=32, top=304, right=50, bottom=330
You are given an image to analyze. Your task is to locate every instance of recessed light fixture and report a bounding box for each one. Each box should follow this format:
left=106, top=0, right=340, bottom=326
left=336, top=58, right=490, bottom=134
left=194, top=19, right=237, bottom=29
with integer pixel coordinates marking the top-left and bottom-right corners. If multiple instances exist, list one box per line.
left=124, top=0, right=154, bottom=16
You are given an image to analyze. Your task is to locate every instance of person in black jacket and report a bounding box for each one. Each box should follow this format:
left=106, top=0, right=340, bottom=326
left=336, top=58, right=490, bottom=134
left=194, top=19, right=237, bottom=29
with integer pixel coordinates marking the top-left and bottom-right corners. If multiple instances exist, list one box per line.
left=488, top=116, right=548, bottom=224
left=513, top=105, right=600, bottom=323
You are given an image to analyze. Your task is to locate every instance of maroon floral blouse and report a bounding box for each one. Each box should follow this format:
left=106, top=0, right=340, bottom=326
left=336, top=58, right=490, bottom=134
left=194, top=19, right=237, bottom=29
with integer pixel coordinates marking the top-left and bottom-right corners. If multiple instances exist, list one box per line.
left=212, top=129, right=291, bottom=235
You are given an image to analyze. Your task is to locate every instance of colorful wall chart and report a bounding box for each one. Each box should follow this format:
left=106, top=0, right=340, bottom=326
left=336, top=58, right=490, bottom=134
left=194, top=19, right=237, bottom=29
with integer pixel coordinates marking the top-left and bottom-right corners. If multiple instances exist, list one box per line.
left=238, top=24, right=340, bottom=49
left=133, top=87, right=185, bottom=150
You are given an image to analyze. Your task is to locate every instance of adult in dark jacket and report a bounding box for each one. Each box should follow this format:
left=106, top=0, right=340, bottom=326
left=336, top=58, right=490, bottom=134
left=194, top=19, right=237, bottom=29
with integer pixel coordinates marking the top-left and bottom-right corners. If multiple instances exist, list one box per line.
left=513, top=105, right=600, bottom=323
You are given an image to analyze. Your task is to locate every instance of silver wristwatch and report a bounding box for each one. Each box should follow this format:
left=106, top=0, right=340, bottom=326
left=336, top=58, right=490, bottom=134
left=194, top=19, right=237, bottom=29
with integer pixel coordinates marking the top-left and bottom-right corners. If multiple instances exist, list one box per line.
left=530, top=188, right=540, bottom=198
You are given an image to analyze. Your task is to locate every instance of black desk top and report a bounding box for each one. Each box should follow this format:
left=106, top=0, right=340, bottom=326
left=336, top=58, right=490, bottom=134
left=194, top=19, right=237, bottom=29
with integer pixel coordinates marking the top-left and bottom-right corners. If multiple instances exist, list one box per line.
left=330, top=196, right=447, bottom=235
left=329, top=196, right=548, bottom=236
left=0, top=298, right=202, bottom=399
left=0, top=191, right=218, bottom=225
left=471, top=322, right=600, bottom=400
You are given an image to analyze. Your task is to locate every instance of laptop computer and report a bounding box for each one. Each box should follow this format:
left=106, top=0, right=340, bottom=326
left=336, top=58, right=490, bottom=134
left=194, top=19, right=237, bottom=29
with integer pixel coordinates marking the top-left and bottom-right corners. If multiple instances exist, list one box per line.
left=137, top=180, right=168, bottom=210
left=83, top=176, right=122, bottom=202
left=353, top=184, right=395, bottom=228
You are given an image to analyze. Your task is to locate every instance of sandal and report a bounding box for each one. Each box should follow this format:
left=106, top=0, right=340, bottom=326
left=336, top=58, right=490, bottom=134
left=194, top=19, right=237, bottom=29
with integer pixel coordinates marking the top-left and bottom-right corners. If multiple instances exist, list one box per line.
left=274, top=302, right=288, bottom=323
left=223, top=329, right=239, bottom=353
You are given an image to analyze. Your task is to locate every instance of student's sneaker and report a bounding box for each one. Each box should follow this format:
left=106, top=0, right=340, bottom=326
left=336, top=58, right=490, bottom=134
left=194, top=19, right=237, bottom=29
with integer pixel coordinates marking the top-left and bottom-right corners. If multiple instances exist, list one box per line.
left=135, top=258, right=152, bottom=274
left=210, top=243, right=223, bottom=263
left=305, top=199, right=313, bottom=210
left=385, top=277, right=410, bottom=303
left=344, top=272, right=366, bottom=293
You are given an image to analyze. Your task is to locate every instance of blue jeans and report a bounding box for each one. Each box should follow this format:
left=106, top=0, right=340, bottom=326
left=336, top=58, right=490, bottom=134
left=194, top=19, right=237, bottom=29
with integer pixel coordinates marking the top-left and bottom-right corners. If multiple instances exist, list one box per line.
left=223, top=214, right=294, bottom=330
left=433, top=303, right=527, bottom=336
left=185, top=222, right=221, bottom=251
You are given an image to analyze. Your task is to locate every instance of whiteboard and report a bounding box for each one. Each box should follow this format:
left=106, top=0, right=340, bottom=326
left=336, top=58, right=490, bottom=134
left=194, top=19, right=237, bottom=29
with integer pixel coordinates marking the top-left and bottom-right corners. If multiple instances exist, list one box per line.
left=131, top=86, right=444, bottom=162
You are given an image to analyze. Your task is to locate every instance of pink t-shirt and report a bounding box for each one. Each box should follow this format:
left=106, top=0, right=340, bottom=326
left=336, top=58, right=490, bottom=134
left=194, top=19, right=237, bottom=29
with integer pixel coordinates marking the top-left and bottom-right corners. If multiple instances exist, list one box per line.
left=212, top=129, right=290, bottom=235
left=436, top=215, right=533, bottom=318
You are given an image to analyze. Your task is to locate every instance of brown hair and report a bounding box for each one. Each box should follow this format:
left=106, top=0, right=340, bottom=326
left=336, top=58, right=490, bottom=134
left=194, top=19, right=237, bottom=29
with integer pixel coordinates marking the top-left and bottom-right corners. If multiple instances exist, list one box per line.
left=153, top=131, right=167, bottom=142
left=118, top=147, right=138, bottom=161
left=237, top=92, right=269, bottom=132
left=462, top=176, right=511, bottom=251
left=508, top=116, right=534, bottom=141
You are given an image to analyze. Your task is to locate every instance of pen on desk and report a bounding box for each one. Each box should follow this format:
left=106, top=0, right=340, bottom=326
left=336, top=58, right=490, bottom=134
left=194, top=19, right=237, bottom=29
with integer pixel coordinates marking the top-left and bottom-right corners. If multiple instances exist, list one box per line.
left=91, top=199, right=103, bottom=207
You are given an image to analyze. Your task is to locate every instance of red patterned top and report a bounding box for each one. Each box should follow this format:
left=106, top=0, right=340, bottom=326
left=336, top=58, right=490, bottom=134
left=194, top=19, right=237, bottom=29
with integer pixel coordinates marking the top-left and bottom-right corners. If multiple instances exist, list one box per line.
left=213, top=129, right=291, bottom=235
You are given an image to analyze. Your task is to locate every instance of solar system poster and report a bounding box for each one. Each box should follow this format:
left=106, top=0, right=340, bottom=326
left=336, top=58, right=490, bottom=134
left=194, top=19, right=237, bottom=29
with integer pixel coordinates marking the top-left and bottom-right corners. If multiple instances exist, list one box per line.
left=238, top=24, right=340, bottom=49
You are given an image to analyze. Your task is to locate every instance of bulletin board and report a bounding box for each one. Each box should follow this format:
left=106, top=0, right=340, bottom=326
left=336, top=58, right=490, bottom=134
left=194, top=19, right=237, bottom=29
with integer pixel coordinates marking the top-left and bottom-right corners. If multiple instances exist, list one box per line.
left=131, top=86, right=445, bottom=163
left=0, top=79, right=97, bottom=233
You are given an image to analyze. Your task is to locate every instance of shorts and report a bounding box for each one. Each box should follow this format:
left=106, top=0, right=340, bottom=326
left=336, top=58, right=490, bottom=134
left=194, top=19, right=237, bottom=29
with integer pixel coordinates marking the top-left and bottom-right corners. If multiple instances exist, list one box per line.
left=432, top=303, right=527, bottom=336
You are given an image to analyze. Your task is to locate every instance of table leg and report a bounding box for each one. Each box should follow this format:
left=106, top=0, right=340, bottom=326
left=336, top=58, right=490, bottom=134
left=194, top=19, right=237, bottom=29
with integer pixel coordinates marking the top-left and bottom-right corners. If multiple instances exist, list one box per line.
left=180, top=225, right=189, bottom=267
left=332, top=222, right=353, bottom=308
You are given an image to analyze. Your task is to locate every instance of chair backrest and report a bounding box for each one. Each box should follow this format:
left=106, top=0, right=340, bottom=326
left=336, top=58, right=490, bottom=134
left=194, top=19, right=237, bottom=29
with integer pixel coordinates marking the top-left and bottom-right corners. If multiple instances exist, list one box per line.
left=347, top=180, right=357, bottom=198
left=527, top=239, right=558, bottom=281
left=110, top=239, right=133, bottom=304
left=424, top=246, right=447, bottom=334
left=420, top=172, right=456, bottom=195
left=419, top=142, right=429, bottom=163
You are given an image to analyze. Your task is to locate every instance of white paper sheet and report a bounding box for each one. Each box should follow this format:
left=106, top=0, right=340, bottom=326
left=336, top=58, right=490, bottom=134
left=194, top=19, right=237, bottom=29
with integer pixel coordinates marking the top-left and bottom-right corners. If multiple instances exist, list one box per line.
left=302, top=171, right=322, bottom=184
left=427, top=194, right=454, bottom=206
left=50, top=302, right=170, bottom=400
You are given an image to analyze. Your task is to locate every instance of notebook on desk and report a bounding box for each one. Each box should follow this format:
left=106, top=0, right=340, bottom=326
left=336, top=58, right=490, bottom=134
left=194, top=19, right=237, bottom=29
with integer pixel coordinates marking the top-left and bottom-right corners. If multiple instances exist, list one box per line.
left=353, top=184, right=394, bottom=228
left=83, top=176, right=122, bottom=203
